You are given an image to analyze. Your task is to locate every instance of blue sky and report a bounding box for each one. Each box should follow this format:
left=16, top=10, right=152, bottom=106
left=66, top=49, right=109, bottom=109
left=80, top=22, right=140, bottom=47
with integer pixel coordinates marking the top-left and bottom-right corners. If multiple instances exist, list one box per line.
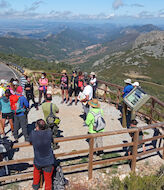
left=0, top=0, right=164, bottom=23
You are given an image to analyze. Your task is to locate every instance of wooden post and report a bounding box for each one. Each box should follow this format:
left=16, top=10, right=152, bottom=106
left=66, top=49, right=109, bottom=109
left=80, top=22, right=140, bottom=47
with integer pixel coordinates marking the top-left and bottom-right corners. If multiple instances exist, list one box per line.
left=150, top=99, right=155, bottom=124
left=116, top=89, right=121, bottom=109
left=131, top=130, right=139, bottom=172
left=122, top=103, right=127, bottom=128
left=103, top=85, right=107, bottom=102
left=88, top=137, right=94, bottom=180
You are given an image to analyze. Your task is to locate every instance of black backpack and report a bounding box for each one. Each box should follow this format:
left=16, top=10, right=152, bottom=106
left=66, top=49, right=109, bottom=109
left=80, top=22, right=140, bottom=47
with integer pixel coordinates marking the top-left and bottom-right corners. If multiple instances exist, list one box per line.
left=53, top=165, right=69, bottom=190
left=46, top=103, right=60, bottom=127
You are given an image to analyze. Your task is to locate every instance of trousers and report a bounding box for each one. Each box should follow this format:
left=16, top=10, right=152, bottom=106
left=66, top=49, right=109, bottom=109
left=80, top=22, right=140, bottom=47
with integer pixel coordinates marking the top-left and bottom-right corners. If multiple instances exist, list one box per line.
left=32, top=164, right=54, bottom=190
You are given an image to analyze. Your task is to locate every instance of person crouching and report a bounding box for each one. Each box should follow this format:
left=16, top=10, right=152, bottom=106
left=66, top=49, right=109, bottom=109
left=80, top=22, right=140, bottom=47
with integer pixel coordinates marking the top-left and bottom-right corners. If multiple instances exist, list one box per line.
left=29, top=119, right=54, bottom=190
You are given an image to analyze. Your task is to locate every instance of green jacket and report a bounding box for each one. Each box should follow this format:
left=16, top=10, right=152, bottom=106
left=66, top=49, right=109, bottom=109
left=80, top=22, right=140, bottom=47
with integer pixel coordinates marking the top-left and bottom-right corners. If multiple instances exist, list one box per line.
left=85, top=107, right=105, bottom=134
left=42, top=102, right=59, bottom=122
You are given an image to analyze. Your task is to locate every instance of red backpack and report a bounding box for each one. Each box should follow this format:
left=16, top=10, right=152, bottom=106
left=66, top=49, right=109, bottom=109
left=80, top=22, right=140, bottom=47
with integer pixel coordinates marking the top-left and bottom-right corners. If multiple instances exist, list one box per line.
left=78, top=76, right=83, bottom=88
left=9, top=94, right=24, bottom=114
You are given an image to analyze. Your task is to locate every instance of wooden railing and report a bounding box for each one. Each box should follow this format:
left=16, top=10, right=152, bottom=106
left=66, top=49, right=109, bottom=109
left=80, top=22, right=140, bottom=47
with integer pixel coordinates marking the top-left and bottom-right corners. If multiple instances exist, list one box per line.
left=0, top=122, right=164, bottom=183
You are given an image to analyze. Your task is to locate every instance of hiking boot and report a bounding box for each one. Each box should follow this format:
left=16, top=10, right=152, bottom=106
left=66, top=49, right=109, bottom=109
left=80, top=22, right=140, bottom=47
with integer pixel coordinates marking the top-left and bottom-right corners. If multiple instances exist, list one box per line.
left=75, top=102, right=78, bottom=106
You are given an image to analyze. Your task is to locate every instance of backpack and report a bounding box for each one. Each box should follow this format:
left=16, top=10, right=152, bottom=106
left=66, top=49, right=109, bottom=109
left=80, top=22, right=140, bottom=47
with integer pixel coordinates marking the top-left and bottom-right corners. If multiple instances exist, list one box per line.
left=53, top=165, right=69, bottom=190
left=90, top=110, right=106, bottom=131
left=46, top=103, right=60, bottom=127
left=10, top=94, right=26, bottom=114
left=78, top=76, right=83, bottom=88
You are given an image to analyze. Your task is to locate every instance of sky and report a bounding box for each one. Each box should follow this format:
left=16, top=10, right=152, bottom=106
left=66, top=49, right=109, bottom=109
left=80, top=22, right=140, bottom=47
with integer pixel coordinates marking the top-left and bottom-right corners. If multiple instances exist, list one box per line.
left=0, top=0, right=164, bottom=24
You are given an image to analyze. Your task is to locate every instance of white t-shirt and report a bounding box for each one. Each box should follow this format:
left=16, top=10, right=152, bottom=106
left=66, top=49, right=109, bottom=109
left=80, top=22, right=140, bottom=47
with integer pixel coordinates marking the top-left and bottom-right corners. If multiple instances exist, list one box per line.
left=90, top=78, right=97, bottom=86
left=83, top=85, right=93, bottom=100
left=0, top=87, right=5, bottom=97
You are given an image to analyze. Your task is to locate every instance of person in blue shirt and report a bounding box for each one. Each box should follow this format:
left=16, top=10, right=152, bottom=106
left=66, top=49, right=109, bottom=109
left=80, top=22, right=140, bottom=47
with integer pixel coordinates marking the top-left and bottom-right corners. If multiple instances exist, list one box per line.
left=29, top=119, right=54, bottom=190
left=122, top=79, right=133, bottom=98
left=0, top=89, right=14, bottom=136
left=12, top=86, right=29, bottom=142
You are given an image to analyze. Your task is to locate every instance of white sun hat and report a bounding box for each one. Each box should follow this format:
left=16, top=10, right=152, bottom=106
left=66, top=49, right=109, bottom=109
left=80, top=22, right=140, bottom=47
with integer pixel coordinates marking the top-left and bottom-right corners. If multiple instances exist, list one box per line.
left=133, top=82, right=140, bottom=87
left=124, top=78, right=132, bottom=84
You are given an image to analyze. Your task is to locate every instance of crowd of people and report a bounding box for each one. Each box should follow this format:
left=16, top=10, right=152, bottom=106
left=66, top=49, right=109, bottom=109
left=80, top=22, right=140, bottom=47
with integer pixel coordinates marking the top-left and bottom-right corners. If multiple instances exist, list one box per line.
left=0, top=69, right=145, bottom=189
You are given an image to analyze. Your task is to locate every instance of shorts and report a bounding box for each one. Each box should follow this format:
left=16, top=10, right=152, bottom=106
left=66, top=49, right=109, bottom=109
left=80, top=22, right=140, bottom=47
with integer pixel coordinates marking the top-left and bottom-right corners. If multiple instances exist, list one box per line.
left=69, top=87, right=79, bottom=97
left=61, top=85, right=68, bottom=90
left=2, top=112, right=13, bottom=120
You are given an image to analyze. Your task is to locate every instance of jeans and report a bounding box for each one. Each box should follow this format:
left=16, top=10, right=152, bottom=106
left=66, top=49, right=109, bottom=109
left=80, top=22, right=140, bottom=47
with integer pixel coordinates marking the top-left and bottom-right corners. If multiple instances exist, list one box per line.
left=39, top=90, right=47, bottom=105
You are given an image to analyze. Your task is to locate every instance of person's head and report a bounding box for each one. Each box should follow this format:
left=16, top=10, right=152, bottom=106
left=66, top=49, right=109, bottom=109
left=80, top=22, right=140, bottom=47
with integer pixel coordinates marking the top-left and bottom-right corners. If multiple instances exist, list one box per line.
left=78, top=71, right=82, bottom=76
left=36, top=119, right=46, bottom=131
left=130, top=119, right=138, bottom=127
left=10, top=78, right=14, bottom=84
left=132, top=82, right=140, bottom=87
left=72, top=70, right=77, bottom=77
left=16, top=86, right=23, bottom=94
left=61, top=70, right=67, bottom=76
left=90, top=72, right=96, bottom=78
left=124, top=78, right=132, bottom=85
left=46, top=94, right=52, bottom=101
left=27, top=77, right=31, bottom=83
left=5, top=89, right=11, bottom=98
left=88, top=99, right=100, bottom=108
left=84, top=79, right=90, bottom=87
left=41, top=72, right=46, bottom=79
left=0, top=79, right=5, bottom=87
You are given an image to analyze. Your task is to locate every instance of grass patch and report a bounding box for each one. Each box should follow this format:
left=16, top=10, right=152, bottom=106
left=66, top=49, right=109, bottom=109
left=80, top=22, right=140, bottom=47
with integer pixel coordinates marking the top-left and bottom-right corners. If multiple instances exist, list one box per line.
left=101, top=153, right=121, bottom=160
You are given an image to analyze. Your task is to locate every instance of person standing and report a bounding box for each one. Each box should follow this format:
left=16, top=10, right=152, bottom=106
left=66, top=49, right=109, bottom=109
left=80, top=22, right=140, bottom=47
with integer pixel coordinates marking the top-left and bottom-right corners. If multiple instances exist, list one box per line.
left=38, top=72, right=48, bottom=105
left=80, top=79, right=93, bottom=119
left=10, top=86, right=29, bottom=142
left=60, top=70, right=69, bottom=104
left=20, top=71, right=27, bottom=95
left=122, top=79, right=133, bottom=98
left=29, top=119, right=54, bottom=190
left=85, top=99, right=104, bottom=156
left=0, top=79, right=6, bottom=98
left=90, top=72, right=97, bottom=98
left=0, top=89, right=14, bottom=136
left=68, top=71, right=78, bottom=106
left=25, top=77, right=38, bottom=110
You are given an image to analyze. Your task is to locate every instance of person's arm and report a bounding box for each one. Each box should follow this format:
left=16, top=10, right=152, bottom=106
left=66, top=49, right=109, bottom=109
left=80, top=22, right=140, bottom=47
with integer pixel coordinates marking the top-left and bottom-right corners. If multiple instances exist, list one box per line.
left=22, top=96, right=29, bottom=108
left=45, top=78, right=48, bottom=86
left=39, top=79, right=42, bottom=86
left=81, top=95, right=89, bottom=102
left=85, top=112, right=93, bottom=126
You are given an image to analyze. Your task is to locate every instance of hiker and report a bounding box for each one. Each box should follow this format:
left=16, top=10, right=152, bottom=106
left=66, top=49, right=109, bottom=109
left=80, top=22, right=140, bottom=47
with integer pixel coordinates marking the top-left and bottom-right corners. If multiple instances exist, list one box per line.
left=29, top=119, right=54, bottom=190
left=85, top=99, right=105, bottom=156
left=20, top=71, right=27, bottom=94
left=80, top=79, right=93, bottom=120
left=122, top=79, right=133, bottom=98
left=132, top=81, right=140, bottom=88
left=90, top=72, right=97, bottom=98
left=10, top=86, right=29, bottom=142
left=38, top=72, right=48, bottom=105
left=68, top=71, right=79, bottom=106
left=77, top=71, right=84, bottom=91
left=60, top=70, right=69, bottom=104
left=128, top=119, right=146, bottom=156
left=42, top=94, right=59, bottom=149
left=0, top=79, right=6, bottom=98
left=25, top=77, right=38, bottom=110
left=0, top=89, right=14, bottom=136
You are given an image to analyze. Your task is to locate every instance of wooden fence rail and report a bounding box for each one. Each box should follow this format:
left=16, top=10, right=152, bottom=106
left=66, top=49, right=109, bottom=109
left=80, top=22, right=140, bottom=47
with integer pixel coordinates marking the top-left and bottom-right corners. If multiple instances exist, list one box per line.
left=0, top=122, right=164, bottom=183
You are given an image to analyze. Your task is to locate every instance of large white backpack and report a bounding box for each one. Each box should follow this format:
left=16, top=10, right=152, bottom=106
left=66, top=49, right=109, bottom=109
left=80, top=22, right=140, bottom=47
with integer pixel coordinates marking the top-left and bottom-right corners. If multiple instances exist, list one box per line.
left=90, top=110, right=106, bottom=131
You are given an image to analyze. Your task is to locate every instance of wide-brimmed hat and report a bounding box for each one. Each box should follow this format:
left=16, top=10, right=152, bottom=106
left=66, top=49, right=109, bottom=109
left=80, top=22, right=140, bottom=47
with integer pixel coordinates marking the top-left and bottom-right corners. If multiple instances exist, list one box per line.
left=0, top=79, right=6, bottom=84
left=61, top=70, right=67, bottom=74
left=124, top=78, right=132, bottom=84
left=133, top=82, right=140, bottom=87
left=90, top=72, right=96, bottom=76
left=88, top=99, right=100, bottom=108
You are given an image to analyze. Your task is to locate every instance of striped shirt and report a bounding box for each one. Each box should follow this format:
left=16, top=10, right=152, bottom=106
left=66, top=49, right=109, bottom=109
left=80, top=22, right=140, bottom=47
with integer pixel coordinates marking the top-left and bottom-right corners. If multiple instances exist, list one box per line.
left=20, top=76, right=27, bottom=90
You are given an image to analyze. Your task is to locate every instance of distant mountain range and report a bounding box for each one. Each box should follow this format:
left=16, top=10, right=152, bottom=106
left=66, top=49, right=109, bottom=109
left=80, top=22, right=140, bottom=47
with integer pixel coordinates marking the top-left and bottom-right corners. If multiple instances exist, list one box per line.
left=0, top=23, right=161, bottom=62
